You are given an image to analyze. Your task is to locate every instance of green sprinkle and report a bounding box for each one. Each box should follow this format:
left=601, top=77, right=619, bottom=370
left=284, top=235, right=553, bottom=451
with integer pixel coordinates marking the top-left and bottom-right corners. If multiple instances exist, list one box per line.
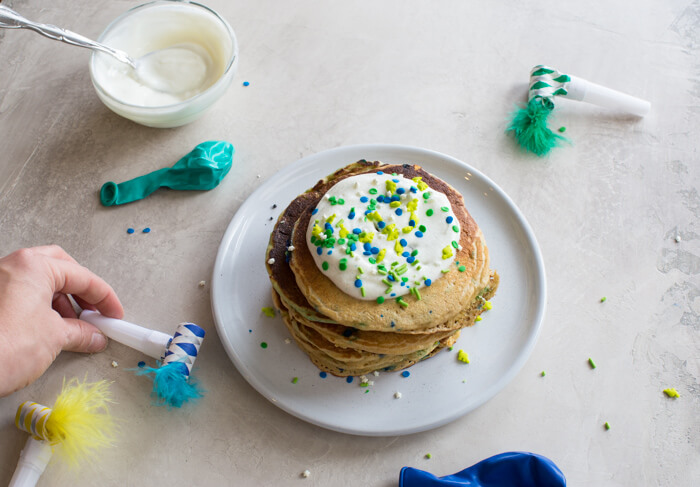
left=260, top=342, right=268, bottom=349
left=377, top=268, right=388, bottom=275
left=396, top=297, right=409, bottom=308
left=441, top=206, right=449, bottom=212
left=369, top=188, right=378, bottom=194
left=385, top=286, right=393, bottom=294
left=418, top=225, right=426, bottom=232
left=458, top=265, right=466, bottom=272
left=361, top=287, right=366, bottom=297
left=291, top=377, right=298, bottom=384
left=452, top=225, right=459, bottom=232
left=338, top=198, right=345, bottom=204
left=411, top=249, right=418, bottom=256
left=422, top=192, right=430, bottom=200
left=600, top=296, right=607, bottom=302
left=261, top=307, right=276, bottom=317
left=337, top=238, right=346, bottom=244
left=413, top=288, right=422, bottom=300
left=339, top=258, right=348, bottom=271
left=425, top=453, right=432, bottom=459
left=541, top=371, right=546, bottom=377
left=368, top=257, right=376, bottom=264
left=558, top=126, right=566, bottom=133
left=382, top=278, right=392, bottom=286
left=441, top=269, right=450, bottom=274
left=604, top=422, right=611, bottom=430
left=357, top=266, right=364, bottom=274
left=588, top=358, right=597, bottom=369
left=377, top=296, right=385, bottom=304
left=426, top=209, right=434, bottom=216
left=322, top=261, right=329, bottom=271
left=663, top=388, right=680, bottom=398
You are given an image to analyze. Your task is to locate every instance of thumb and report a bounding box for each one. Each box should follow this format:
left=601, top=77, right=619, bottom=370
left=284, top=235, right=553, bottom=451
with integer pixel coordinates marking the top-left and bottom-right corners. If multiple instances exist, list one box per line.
left=61, top=318, right=109, bottom=353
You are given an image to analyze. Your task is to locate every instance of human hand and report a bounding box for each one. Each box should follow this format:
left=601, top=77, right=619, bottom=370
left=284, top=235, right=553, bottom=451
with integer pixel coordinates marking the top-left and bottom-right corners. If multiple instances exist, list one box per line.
left=0, top=245, right=124, bottom=397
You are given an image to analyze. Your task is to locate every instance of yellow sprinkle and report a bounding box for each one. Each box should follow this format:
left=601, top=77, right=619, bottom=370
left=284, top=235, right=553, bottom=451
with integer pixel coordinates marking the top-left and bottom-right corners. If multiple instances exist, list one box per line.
left=359, top=232, right=375, bottom=243
left=442, top=246, right=454, bottom=260
left=327, top=214, right=336, bottom=224
left=377, top=249, right=386, bottom=263
left=386, top=180, right=397, bottom=193
left=457, top=350, right=470, bottom=363
left=390, top=201, right=401, bottom=208
left=339, top=226, right=349, bottom=238
left=394, top=241, right=404, bottom=254
left=483, top=301, right=492, bottom=310
left=412, top=177, right=428, bottom=191
left=406, top=199, right=418, bottom=212
left=475, top=315, right=482, bottom=322
left=262, top=307, right=276, bottom=317
left=663, top=388, right=680, bottom=398
left=312, top=224, right=323, bottom=237
left=402, top=226, right=413, bottom=234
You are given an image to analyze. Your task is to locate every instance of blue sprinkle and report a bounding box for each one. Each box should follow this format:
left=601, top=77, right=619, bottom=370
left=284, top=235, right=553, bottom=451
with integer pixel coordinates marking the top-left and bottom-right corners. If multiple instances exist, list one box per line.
left=401, top=371, right=410, bottom=378
left=350, top=243, right=357, bottom=251
left=391, top=195, right=401, bottom=202
left=363, top=242, right=372, bottom=251
left=353, top=228, right=362, bottom=234
left=316, top=247, right=323, bottom=255
left=395, top=208, right=403, bottom=216
left=320, top=372, right=327, bottom=378
left=402, top=251, right=410, bottom=257
left=425, top=279, right=432, bottom=286
left=137, top=361, right=146, bottom=368
left=249, top=329, right=252, bottom=333
left=391, top=321, right=396, bottom=327
left=371, top=247, right=380, bottom=254
left=312, top=208, right=318, bottom=215
left=392, top=178, right=399, bottom=183
left=415, top=231, right=424, bottom=238
left=388, top=274, right=395, bottom=282
left=400, top=281, right=405, bottom=286
left=446, top=216, right=454, bottom=223
left=360, top=196, right=369, bottom=203
left=127, top=228, right=135, bottom=234
left=397, top=188, right=406, bottom=194
left=410, top=186, right=417, bottom=193
left=377, top=171, right=384, bottom=175
left=407, top=256, right=415, bottom=263
left=342, top=328, right=354, bottom=337
left=363, top=251, right=371, bottom=256
left=408, top=219, right=415, bottom=227
left=142, top=227, right=151, bottom=233
left=377, top=221, right=386, bottom=229
left=400, top=238, right=408, bottom=246
left=243, top=81, right=250, bottom=86
left=348, top=211, right=355, bottom=220
left=324, top=222, right=333, bottom=230
left=354, top=279, right=363, bottom=288
left=377, top=195, right=385, bottom=203
left=390, top=293, right=396, bottom=297
left=364, top=210, right=372, bottom=215
left=327, top=250, right=333, bottom=255
left=346, top=376, right=354, bottom=383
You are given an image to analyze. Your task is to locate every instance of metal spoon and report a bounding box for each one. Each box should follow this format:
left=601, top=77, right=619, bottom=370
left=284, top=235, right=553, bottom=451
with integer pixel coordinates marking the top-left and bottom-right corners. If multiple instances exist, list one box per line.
left=0, top=5, right=210, bottom=95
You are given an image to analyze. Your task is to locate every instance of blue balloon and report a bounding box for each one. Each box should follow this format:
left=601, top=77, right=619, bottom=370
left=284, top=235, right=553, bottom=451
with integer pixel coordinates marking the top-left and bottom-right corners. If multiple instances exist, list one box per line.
left=400, top=452, right=566, bottom=487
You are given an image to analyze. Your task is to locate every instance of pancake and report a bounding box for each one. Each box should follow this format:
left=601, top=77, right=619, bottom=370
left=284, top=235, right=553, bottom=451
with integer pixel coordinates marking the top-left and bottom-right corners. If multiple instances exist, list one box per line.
left=288, top=164, right=492, bottom=332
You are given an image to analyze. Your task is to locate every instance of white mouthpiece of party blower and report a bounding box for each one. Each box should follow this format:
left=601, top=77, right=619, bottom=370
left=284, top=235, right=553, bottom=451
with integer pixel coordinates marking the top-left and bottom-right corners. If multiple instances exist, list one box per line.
left=528, top=65, right=650, bottom=116
left=9, top=438, right=52, bottom=487
left=80, top=309, right=171, bottom=359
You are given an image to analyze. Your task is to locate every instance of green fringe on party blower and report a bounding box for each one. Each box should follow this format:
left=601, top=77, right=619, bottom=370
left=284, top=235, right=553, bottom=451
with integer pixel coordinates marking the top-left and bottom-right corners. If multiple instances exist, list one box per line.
left=507, top=97, right=566, bottom=157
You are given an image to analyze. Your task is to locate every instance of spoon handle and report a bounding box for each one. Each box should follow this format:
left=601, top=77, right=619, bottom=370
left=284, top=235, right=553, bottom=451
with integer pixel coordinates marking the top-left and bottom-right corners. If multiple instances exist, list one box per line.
left=0, top=5, right=135, bottom=68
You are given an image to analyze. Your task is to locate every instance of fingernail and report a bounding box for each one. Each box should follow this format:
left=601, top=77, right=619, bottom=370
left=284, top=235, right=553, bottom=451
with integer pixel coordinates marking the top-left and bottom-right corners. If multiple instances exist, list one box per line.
left=88, top=332, right=108, bottom=352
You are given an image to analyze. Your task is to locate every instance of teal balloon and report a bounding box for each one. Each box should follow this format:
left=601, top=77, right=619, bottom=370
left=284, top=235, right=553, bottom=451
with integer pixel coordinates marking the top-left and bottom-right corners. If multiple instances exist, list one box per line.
left=100, top=141, right=234, bottom=206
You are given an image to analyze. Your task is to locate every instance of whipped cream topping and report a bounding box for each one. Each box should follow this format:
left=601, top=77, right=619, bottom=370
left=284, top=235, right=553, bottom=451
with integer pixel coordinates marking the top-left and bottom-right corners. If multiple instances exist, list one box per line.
left=306, top=171, right=460, bottom=302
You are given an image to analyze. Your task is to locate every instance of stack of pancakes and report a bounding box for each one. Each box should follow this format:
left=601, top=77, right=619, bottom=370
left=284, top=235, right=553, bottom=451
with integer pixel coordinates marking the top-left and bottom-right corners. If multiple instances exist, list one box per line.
left=265, top=160, right=498, bottom=376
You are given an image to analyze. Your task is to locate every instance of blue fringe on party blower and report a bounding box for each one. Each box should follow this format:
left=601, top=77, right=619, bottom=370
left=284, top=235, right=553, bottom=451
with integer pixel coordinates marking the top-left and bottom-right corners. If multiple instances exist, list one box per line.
left=80, top=310, right=205, bottom=408
left=507, top=65, right=651, bottom=156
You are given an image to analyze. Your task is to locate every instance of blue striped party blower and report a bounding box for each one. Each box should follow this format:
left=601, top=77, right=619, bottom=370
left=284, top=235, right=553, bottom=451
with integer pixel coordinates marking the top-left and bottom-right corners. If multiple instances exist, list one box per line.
left=80, top=310, right=205, bottom=408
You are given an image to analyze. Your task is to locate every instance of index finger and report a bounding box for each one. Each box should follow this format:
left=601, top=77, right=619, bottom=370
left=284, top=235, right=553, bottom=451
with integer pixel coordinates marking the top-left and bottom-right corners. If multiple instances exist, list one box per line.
left=47, top=258, right=124, bottom=319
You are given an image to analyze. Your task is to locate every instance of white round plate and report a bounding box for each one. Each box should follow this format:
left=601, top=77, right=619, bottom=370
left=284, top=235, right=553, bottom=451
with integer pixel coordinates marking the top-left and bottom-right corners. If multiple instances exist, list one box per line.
left=211, top=144, right=546, bottom=436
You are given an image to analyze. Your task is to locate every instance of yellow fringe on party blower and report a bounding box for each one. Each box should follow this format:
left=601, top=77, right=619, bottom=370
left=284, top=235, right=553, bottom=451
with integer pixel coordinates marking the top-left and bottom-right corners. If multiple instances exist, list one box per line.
left=40, top=377, right=116, bottom=468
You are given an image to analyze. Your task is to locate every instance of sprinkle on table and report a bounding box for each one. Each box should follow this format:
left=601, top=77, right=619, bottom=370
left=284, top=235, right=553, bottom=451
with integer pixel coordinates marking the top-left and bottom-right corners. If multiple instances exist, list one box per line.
left=558, top=126, right=566, bottom=133
left=243, top=81, right=250, bottom=86
left=457, top=349, right=470, bottom=363
left=261, top=307, right=276, bottom=317
left=142, top=227, right=151, bottom=233
left=126, top=228, right=135, bottom=234
left=604, top=422, right=611, bottom=430
left=663, top=388, right=680, bottom=398
left=260, top=342, right=268, bottom=349
left=588, top=358, right=597, bottom=369
left=291, top=377, right=298, bottom=384
left=425, top=453, right=432, bottom=459
left=600, top=296, right=607, bottom=303
left=541, top=371, right=546, bottom=377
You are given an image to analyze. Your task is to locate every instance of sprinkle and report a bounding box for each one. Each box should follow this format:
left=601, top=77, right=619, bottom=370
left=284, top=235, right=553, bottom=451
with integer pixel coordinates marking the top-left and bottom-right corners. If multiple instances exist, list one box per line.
left=424, top=279, right=432, bottom=286
left=301, top=469, right=311, bottom=478
left=425, top=453, right=432, bottom=459
left=600, top=297, right=607, bottom=302
left=401, top=371, right=410, bottom=378
left=322, top=261, right=329, bottom=271
left=604, top=422, right=611, bottom=430
left=441, top=206, right=449, bottom=212
left=418, top=225, right=426, bottom=232
left=242, top=80, right=250, bottom=86
left=137, top=361, right=146, bottom=368
left=451, top=241, right=459, bottom=249
left=111, top=361, right=118, bottom=368
left=663, top=388, right=680, bottom=398
left=541, top=371, right=546, bottom=377
left=260, top=342, right=268, bottom=349
left=588, top=358, right=597, bottom=369
left=346, top=376, right=354, bottom=383
left=262, top=307, right=275, bottom=317
left=142, top=227, right=151, bottom=233
left=446, top=216, right=454, bottom=223
left=369, top=188, right=378, bottom=195
left=360, top=287, right=366, bottom=297
left=354, top=279, right=363, bottom=288
left=483, top=301, right=492, bottom=310
left=320, top=372, right=327, bottom=378
left=394, top=392, right=402, bottom=399
left=674, top=235, right=681, bottom=243
left=285, top=338, right=291, bottom=344
left=291, top=377, right=298, bottom=384
left=198, top=280, right=206, bottom=287
left=458, top=265, right=466, bottom=272
left=339, top=258, right=348, bottom=271
left=426, top=209, right=434, bottom=216
left=415, top=231, right=424, bottom=238
left=457, top=350, right=470, bottom=363
left=127, top=228, right=135, bottom=234
left=287, top=245, right=295, bottom=251
left=376, top=296, right=385, bottom=304
left=396, top=297, right=409, bottom=308
left=558, top=126, right=566, bottom=133
left=267, top=258, right=275, bottom=265
left=272, top=204, right=277, bottom=209
left=452, top=225, right=459, bottom=233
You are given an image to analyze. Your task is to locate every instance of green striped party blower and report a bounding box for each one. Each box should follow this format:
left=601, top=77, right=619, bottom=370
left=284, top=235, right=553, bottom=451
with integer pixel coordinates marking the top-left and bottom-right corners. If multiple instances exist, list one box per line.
left=507, top=65, right=651, bottom=156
